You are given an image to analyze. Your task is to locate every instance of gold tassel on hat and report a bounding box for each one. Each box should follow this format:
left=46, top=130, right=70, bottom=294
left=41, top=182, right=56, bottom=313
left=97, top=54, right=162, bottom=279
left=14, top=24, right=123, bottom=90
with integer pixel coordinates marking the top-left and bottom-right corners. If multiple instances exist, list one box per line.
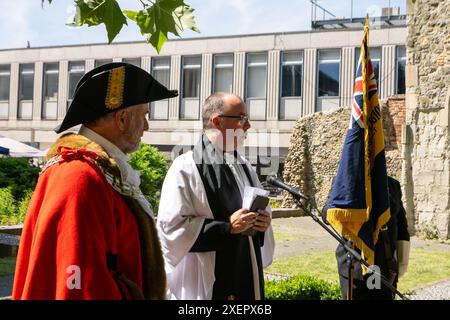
left=105, top=66, right=125, bottom=110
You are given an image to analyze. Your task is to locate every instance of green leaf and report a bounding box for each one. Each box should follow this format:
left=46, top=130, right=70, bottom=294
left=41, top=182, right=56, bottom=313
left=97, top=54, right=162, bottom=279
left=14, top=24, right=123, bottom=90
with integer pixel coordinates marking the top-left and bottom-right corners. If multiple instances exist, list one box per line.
left=173, top=5, right=200, bottom=35
left=135, top=10, right=154, bottom=34
left=73, top=0, right=127, bottom=43
left=150, top=29, right=168, bottom=54
left=123, top=10, right=138, bottom=22
left=48, top=0, right=199, bottom=53
left=134, top=0, right=200, bottom=53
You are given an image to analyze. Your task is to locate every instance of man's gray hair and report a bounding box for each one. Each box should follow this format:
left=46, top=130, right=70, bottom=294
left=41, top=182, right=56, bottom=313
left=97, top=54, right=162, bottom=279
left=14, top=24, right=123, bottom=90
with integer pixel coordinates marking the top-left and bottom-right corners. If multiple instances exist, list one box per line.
left=85, top=107, right=134, bottom=128
left=202, top=92, right=229, bottom=129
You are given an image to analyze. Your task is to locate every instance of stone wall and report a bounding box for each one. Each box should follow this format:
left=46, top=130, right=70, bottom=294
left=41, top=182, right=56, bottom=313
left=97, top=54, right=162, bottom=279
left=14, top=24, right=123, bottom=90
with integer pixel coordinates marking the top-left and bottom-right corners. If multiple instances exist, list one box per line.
left=405, top=0, right=450, bottom=238
left=282, top=97, right=405, bottom=212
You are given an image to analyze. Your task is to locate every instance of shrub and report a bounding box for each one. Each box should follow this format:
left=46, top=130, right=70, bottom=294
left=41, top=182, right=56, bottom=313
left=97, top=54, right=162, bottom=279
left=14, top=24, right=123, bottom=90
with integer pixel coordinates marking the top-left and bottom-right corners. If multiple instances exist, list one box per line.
left=0, top=158, right=40, bottom=199
left=269, top=198, right=283, bottom=209
left=265, top=273, right=341, bottom=300
left=417, top=222, right=440, bottom=240
left=0, top=187, right=33, bottom=225
left=0, top=188, right=17, bottom=224
left=17, top=189, right=33, bottom=223
left=129, top=142, right=169, bottom=213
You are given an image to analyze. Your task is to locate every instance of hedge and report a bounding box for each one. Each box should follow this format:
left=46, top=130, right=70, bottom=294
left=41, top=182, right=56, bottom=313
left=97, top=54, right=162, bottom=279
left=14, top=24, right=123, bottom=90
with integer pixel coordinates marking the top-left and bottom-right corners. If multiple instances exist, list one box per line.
left=265, top=273, right=342, bottom=300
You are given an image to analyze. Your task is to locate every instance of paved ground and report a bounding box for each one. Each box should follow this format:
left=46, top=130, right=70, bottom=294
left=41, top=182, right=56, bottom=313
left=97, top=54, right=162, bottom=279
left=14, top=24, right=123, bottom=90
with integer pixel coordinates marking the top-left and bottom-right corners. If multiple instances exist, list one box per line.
left=1, top=216, right=450, bottom=299
left=272, top=216, right=450, bottom=258
left=0, top=275, right=13, bottom=299
left=271, top=216, right=340, bottom=258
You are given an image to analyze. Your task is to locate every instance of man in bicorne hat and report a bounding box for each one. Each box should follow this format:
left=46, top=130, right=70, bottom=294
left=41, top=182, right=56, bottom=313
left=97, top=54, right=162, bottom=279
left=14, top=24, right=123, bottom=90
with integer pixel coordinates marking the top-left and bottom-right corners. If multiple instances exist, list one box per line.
left=13, top=62, right=178, bottom=300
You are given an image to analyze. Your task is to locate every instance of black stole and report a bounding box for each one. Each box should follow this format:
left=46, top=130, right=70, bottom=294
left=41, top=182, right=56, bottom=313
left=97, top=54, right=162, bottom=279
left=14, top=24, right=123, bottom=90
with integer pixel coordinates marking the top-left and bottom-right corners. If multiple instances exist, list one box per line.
left=193, top=134, right=264, bottom=300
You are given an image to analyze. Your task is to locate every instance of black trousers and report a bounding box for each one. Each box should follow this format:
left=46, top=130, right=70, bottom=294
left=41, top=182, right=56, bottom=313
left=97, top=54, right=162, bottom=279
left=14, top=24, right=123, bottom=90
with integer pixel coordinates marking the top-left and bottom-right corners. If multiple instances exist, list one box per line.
left=336, top=244, right=397, bottom=300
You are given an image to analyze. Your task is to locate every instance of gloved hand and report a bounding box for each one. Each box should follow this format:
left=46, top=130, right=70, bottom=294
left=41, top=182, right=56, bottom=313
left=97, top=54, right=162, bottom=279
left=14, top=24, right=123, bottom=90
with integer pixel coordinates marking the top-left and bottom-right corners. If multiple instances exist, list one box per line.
left=397, top=240, right=410, bottom=278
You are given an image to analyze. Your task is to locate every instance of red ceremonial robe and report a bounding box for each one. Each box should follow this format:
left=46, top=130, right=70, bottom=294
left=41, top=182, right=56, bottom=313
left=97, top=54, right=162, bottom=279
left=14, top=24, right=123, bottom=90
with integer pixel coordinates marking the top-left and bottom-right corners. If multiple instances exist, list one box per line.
left=12, top=134, right=165, bottom=300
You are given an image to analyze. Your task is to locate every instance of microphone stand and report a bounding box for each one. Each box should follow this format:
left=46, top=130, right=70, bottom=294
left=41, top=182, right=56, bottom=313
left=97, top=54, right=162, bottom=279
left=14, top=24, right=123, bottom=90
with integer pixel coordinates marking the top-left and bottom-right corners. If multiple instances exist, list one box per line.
left=284, top=190, right=409, bottom=300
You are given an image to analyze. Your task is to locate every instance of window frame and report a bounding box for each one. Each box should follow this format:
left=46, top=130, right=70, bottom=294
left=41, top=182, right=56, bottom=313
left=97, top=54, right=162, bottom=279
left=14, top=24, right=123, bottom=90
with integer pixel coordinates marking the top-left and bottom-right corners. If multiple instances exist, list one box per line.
left=151, top=56, right=171, bottom=87
left=67, top=61, right=86, bottom=103
left=317, top=49, right=341, bottom=98
left=0, top=64, right=11, bottom=102
left=181, top=55, right=201, bottom=99
left=245, top=52, right=268, bottom=99
left=395, top=46, right=406, bottom=95
left=122, top=57, right=142, bottom=68
left=18, top=63, right=35, bottom=119
left=280, top=50, right=304, bottom=98
left=149, top=56, right=171, bottom=121
left=94, top=59, right=113, bottom=68
left=43, top=62, right=59, bottom=102
left=212, top=53, right=234, bottom=94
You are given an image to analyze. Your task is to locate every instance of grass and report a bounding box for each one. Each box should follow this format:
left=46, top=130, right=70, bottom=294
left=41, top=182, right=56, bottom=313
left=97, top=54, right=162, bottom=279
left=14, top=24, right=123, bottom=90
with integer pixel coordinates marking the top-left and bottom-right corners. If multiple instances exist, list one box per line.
left=274, top=232, right=306, bottom=242
left=0, top=257, right=16, bottom=277
left=266, top=249, right=450, bottom=292
left=267, top=251, right=340, bottom=284
left=397, top=249, right=450, bottom=292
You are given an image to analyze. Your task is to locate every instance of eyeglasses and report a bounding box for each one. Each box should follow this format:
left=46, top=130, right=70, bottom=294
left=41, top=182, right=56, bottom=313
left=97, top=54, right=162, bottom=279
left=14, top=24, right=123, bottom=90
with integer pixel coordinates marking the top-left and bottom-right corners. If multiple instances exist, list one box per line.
left=218, top=114, right=249, bottom=125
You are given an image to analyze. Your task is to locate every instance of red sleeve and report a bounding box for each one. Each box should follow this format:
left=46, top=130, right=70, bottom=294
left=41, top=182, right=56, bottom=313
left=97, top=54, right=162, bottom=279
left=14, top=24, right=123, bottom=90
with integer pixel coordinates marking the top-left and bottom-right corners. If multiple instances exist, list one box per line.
left=14, top=160, right=125, bottom=299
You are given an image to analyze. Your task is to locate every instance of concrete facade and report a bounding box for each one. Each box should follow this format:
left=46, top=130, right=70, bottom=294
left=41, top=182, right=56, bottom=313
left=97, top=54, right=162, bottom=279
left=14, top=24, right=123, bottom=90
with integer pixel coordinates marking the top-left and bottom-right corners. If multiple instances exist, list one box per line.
left=0, top=27, right=406, bottom=169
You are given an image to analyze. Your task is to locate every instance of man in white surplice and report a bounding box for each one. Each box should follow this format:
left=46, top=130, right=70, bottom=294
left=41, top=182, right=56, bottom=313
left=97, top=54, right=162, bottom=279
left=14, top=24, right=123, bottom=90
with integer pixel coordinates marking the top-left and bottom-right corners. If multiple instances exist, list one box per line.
left=156, top=93, right=275, bottom=300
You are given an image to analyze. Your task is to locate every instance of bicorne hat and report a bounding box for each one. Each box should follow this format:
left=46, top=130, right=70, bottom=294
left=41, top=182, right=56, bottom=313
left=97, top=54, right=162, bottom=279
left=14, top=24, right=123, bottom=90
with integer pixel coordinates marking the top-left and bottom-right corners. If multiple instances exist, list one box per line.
left=55, top=62, right=178, bottom=133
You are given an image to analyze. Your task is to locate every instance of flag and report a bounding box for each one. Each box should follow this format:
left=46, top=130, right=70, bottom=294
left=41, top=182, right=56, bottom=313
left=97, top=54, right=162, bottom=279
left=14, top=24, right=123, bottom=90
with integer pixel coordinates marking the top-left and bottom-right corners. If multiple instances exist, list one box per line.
left=326, top=18, right=390, bottom=271
left=0, top=146, right=9, bottom=155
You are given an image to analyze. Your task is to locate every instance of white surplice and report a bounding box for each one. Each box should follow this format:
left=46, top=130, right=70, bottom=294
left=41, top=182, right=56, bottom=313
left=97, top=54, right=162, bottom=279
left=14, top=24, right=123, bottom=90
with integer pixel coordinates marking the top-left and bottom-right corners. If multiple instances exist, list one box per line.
left=156, top=150, right=275, bottom=300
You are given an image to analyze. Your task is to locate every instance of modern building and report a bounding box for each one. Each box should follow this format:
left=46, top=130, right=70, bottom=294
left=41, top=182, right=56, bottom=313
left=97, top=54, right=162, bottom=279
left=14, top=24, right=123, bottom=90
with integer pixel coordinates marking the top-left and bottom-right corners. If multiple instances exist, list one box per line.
left=0, top=20, right=406, bottom=176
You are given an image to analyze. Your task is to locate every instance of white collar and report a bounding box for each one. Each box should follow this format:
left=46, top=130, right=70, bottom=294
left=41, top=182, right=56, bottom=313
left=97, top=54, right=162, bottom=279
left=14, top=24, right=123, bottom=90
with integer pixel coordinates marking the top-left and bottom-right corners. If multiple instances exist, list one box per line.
left=78, top=125, right=140, bottom=185
left=79, top=125, right=130, bottom=163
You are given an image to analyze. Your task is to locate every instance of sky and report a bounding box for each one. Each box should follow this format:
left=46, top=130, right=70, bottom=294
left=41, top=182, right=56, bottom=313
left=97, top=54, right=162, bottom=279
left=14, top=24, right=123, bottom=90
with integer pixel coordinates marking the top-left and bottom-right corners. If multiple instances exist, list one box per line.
left=0, top=0, right=406, bottom=50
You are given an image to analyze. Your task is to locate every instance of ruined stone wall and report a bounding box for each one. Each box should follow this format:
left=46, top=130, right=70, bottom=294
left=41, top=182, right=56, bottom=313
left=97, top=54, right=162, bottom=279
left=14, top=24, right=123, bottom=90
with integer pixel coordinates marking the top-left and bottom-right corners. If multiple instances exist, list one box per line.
left=405, top=0, right=450, bottom=238
left=282, top=98, right=405, bottom=212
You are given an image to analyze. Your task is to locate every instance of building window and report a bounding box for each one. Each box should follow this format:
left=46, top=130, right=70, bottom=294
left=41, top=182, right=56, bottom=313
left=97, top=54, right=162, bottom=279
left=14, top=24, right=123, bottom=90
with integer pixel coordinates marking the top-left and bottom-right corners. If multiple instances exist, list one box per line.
left=68, top=61, right=85, bottom=101
left=19, top=64, right=34, bottom=101
left=151, top=57, right=170, bottom=87
left=42, top=63, right=59, bottom=119
left=150, top=57, right=170, bottom=120
left=123, top=58, right=141, bottom=68
left=396, top=46, right=406, bottom=94
left=43, top=63, right=59, bottom=101
left=18, top=63, right=34, bottom=119
left=246, top=52, right=267, bottom=98
left=281, top=51, right=303, bottom=97
left=180, top=56, right=201, bottom=120
left=0, top=65, right=9, bottom=119
left=0, top=65, right=10, bottom=102
left=355, top=47, right=381, bottom=90
left=182, top=56, right=201, bottom=98
left=213, top=54, right=233, bottom=93
left=318, top=50, right=340, bottom=97
left=279, top=51, right=303, bottom=120
left=95, top=59, right=113, bottom=68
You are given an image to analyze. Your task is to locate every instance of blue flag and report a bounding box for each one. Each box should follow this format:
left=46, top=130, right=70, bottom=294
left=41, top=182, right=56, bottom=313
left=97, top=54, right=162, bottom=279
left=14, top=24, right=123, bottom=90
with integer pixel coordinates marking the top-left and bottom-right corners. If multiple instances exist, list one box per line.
left=326, top=19, right=391, bottom=270
left=0, top=146, right=9, bottom=155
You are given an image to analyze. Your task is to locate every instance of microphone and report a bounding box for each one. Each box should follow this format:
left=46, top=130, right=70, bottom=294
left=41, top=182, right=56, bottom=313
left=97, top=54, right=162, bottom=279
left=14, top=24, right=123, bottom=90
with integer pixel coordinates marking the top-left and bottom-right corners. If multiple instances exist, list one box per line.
left=266, top=176, right=309, bottom=201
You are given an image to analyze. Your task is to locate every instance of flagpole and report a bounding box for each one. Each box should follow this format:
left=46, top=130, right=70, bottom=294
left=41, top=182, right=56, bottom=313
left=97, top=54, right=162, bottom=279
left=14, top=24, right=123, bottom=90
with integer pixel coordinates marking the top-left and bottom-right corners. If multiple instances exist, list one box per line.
left=267, top=175, right=409, bottom=299
left=290, top=196, right=409, bottom=300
